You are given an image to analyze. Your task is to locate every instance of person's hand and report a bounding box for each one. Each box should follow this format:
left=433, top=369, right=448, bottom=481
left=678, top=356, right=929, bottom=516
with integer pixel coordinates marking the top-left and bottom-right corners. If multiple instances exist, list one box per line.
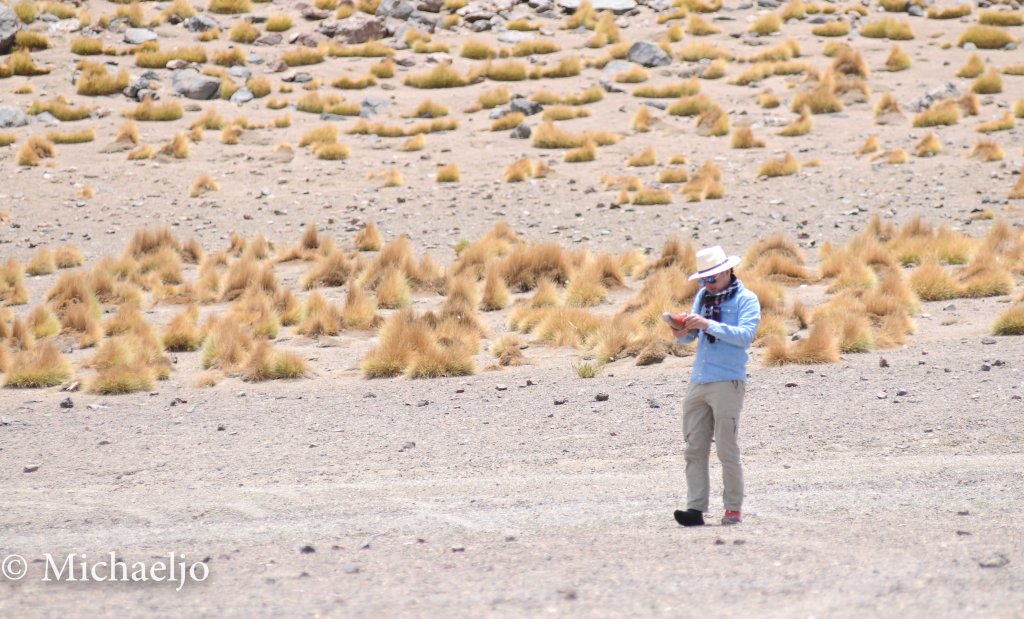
left=683, top=314, right=710, bottom=332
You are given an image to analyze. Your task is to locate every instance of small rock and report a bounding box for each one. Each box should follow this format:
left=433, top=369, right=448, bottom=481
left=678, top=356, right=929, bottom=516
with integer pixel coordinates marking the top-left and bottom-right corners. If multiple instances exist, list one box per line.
left=908, top=3, right=924, bottom=16
left=554, top=397, right=568, bottom=405
left=509, top=124, right=531, bottom=139
left=647, top=399, right=660, bottom=409
left=877, top=391, right=888, bottom=399
left=981, top=364, right=991, bottom=371
left=298, top=545, right=316, bottom=554
left=879, top=358, right=889, bottom=368
left=509, top=97, right=543, bottom=116
left=981, top=337, right=997, bottom=345
left=217, top=424, right=226, bottom=431
left=627, top=40, right=671, bottom=67
left=416, top=399, right=429, bottom=407
left=784, top=382, right=798, bottom=388
left=60, top=397, right=74, bottom=409
left=496, top=384, right=508, bottom=391
left=343, top=563, right=360, bottom=574
left=713, top=538, right=726, bottom=546
left=451, top=546, right=465, bottom=552
left=595, top=393, right=609, bottom=402
left=23, top=465, right=39, bottom=473
left=979, top=553, right=1009, bottom=568
left=896, top=390, right=908, bottom=396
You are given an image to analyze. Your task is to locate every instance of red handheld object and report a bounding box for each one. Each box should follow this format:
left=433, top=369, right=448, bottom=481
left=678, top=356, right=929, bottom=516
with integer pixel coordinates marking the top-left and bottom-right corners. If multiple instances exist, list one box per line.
left=662, top=312, right=688, bottom=329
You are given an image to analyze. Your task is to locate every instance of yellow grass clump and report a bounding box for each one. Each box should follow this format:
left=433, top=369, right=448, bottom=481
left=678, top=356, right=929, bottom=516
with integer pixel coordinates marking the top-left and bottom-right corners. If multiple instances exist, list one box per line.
left=564, top=137, right=597, bottom=163
left=749, top=13, right=781, bottom=35
left=912, top=99, right=960, bottom=128
left=885, top=45, right=911, bottom=72
left=762, top=322, right=839, bottom=366
left=811, top=20, right=849, bottom=37
left=992, top=304, right=1024, bottom=335
left=696, top=106, right=730, bottom=137
left=436, top=163, right=460, bottom=182
left=759, top=152, right=800, bottom=178
left=860, top=17, right=914, bottom=39
left=915, top=133, right=941, bottom=157
left=491, top=112, right=525, bottom=131
left=208, top=0, right=252, bottom=13
left=46, top=129, right=95, bottom=144
left=404, top=64, right=469, bottom=88
left=4, top=343, right=71, bottom=388
left=977, top=112, right=1015, bottom=133
left=626, top=147, right=656, bottom=167
left=632, top=79, right=700, bottom=99
left=731, top=125, right=765, bottom=149
left=124, top=98, right=184, bottom=122
left=17, top=135, right=57, bottom=167
left=780, top=107, right=813, bottom=136
left=189, top=174, right=220, bottom=197
left=979, top=10, right=1023, bottom=26
left=926, top=4, right=971, bottom=18
left=229, top=20, right=259, bottom=43
left=958, top=25, right=1016, bottom=49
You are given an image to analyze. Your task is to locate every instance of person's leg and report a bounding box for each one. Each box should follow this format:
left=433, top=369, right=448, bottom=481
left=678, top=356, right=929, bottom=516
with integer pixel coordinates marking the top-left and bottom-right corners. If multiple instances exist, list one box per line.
left=682, top=382, right=714, bottom=513
left=710, top=380, right=746, bottom=514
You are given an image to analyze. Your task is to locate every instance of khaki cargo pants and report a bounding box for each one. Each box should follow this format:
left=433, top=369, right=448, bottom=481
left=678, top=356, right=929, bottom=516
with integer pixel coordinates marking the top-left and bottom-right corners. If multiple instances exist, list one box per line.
left=682, top=380, right=746, bottom=513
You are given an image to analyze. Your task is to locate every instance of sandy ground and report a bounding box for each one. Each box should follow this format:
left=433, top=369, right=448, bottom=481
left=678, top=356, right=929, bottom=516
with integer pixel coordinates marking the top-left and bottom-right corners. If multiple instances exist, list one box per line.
left=2, top=0, right=1024, bottom=615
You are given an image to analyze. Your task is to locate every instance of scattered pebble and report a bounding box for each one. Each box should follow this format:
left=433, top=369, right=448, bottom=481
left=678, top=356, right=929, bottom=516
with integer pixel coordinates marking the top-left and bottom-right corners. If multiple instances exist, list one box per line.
left=23, top=464, right=39, bottom=473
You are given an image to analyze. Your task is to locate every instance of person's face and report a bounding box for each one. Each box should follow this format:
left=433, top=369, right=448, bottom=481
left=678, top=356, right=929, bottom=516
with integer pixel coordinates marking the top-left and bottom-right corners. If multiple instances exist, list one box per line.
left=699, top=269, right=732, bottom=293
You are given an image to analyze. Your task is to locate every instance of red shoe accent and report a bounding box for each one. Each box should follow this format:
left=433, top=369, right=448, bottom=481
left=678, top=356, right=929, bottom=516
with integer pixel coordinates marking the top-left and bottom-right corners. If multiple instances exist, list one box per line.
left=722, top=510, right=742, bottom=525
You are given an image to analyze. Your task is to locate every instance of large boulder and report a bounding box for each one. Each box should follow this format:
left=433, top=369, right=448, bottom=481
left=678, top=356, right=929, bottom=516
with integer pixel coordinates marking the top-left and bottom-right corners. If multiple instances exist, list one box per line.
left=0, top=106, right=29, bottom=128
left=558, top=0, right=636, bottom=14
left=332, top=14, right=384, bottom=43
left=171, top=69, right=221, bottom=100
left=627, top=41, right=671, bottom=67
left=0, top=4, right=22, bottom=55
left=376, top=0, right=415, bottom=20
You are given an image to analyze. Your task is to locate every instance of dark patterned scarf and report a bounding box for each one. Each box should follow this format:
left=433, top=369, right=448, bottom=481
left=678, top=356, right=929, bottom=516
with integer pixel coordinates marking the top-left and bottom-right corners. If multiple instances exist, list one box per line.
left=699, top=274, right=740, bottom=343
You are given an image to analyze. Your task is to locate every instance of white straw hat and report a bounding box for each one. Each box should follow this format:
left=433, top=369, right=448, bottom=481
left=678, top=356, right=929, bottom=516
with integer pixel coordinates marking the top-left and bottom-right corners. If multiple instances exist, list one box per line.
left=688, top=246, right=741, bottom=281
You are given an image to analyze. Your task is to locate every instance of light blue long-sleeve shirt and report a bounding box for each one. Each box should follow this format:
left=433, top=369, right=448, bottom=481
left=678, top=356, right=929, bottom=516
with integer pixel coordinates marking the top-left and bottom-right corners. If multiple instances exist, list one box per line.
left=677, top=280, right=761, bottom=384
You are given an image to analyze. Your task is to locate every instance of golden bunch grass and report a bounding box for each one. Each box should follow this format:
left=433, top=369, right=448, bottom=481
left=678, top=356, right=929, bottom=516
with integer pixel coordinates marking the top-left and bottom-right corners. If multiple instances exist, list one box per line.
left=242, top=341, right=308, bottom=382
left=909, top=260, right=960, bottom=300
left=404, top=64, right=469, bottom=88
left=229, top=20, right=259, bottom=43
left=13, top=0, right=36, bottom=23
left=209, top=0, right=252, bottom=13
left=6, top=49, right=50, bottom=76
left=677, top=41, right=732, bottom=62
left=436, top=162, right=460, bottom=182
left=666, top=93, right=716, bottom=116
left=957, top=53, right=986, bottom=79
left=615, top=65, right=649, bottom=83
left=732, top=63, right=773, bottom=86
left=15, top=30, right=50, bottom=51
left=758, top=152, right=800, bottom=178
left=790, top=80, right=843, bottom=114
left=189, top=174, right=220, bottom=197
left=135, top=45, right=207, bottom=68
left=701, top=58, right=728, bottom=79
left=811, top=20, right=849, bottom=37
left=400, top=133, right=426, bottom=151
left=4, top=343, right=71, bottom=388
left=500, top=243, right=571, bottom=292
left=872, top=148, right=908, bottom=164
left=17, top=135, right=57, bottom=167
left=162, top=305, right=203, bottom=351
left=460, top=39, right=497, bottom=60
left=731, top=125, right=765, bottom=149
left=757, top=91, right=780, bottom=108
left=632, top=187, right=673, bottom=205
left=491, top=112, right=525, bottom=131
left=220, top=125, right=243, bottom=145
left=626, top=147, right=656, bottom=167
left=313, top=143, right=349, bottom=160
left=161, top=0, right=196, bottom=20
left=127, top=144, right=154, bottom=160
left=926, top=4, right=971, bottom=18
left=0, top=259, right=30, bottom=306
left=331, top=73, right=377, bottom=89
left=762, top=322, right=839, bottom=366
left=633, top=106, right=653, bottom=132
left=780, top=106, right=813, bottom=136
left=958, top=25, right=1016, bottom=49
left=564, top=138, right=597, bottom=163
left=74, top=61, right=130, bottom=96
left=749, top=12, right=781, bottom=35
left=531, top=86, right=603, bottom=106
left=682, top=161, right=725, bottom=202
left=860, top=17, right=914, bottom=39
left=471, top=86, right=510, bottom=110
left=492, top=334, right=526, bottom=366
left=696, top=106, right=730, bottom=137
left=959, top=252, right=1014, bottom=298
left=281, top=46, right=326, bottom=67
left=912, top=99, right=960, bottom=128
left=528, top=56, right=582, bottom=79
left=299, top=124, right=338, bottom=148
left=915, top=133, right=941, bottom=157
left=687, top=13, right=721, bottom=35
left=0, top=133, right=14, bottom=147
left=884, top=45, right=911, bottom=72
left=46, top=129, right=95, bottom=144
left=264, top=12, right=292, bottom=30
left=972, top=69, right=1003, bottom=95
left=53, top=245, right=85, bottom=269
left=27, top=304, right=60, bottom=338
left=513, top=39, right=561, bottom=56
left=657, top=168, right=688, bottom=184
left=201, top=319, right=253, bottom=372
left=198, top=27, right=222, bottom=42
left=480, top=268, right=511, bottom=311
left=409, top=99, right=449, bottom=119
left=301, top=252, right=356, bottom=290
left=1010, top=167, right=1024, bottom=199
left=296, top=292, right=342, bottom=336
left=124, top=98, right=184, bottom=122
left=977, top=112, right=1015, bottom=133
left=992, top=304, right=1024, bottom=335
left=632, top=79, right=700, bottom=99
left=980, top=10, right=1023, bottom=26
left=355, top=221, right=383, bottom=252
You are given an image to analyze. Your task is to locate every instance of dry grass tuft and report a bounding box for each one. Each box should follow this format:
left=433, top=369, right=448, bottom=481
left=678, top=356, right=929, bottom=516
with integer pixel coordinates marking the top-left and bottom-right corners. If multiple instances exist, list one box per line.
left=977, top=112, right=1015, bottom=133
left=758, top=152, right=800, bottom=178
left=4, top=342, right=71, bottom=388
left=124, top=98, right=184, bottom=122
left=189, top=174, right=220, bottom=197
left=731, top=125, right=765, bottom=149
left=912, top=99, right=960, bottom=128
left=17, top=135, right=56, bottom=167
left=958, top=25, right=1016, bottom=49
left=972, top=69, right=1003, bottom=95
left=404, top=64, right=469, bottom=89
left=860, top=17, right=914, bottom=40
left=885, top=45, right=911, bottom=72
left=915, top=133, right=941, bottom=157
left=436, top=163, right=460, bottom=182
left=780, top=106, right=813, bottom=137
left=968, top=139, right=1005, bottom=162
left=992, top=304, right=1024, bottom=335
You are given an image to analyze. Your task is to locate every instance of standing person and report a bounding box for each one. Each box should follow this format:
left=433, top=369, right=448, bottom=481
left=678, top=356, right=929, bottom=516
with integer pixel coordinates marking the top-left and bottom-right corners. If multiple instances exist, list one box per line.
left=666, top=246, right=761, bottom=527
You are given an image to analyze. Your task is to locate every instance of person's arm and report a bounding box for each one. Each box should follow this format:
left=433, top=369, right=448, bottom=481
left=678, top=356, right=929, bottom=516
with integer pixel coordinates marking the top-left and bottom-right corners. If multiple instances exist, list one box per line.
left=704, top=293, right=761, bottom=349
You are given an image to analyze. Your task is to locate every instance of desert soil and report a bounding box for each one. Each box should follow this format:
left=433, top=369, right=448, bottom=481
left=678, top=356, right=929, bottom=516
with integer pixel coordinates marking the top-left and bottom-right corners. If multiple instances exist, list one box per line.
left=2, top=0, right=1024, bottom=615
